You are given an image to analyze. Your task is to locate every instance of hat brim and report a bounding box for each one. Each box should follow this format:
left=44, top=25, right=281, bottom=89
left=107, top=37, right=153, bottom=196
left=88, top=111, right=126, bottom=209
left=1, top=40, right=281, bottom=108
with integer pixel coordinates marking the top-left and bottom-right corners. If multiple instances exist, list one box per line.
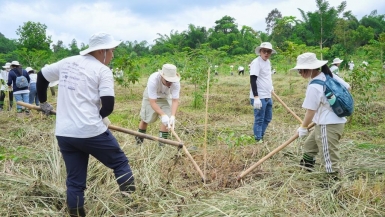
left=332, top=60, right=343, bottom=64
left=79, top=40, right=122, bottom=55
left=160, top=71, right=181, bottom=82
left=2, top=66, right=9, bottom=69
left=255, top=46, right=277, bottom=55
left=290, top=60, right=328, bottom=71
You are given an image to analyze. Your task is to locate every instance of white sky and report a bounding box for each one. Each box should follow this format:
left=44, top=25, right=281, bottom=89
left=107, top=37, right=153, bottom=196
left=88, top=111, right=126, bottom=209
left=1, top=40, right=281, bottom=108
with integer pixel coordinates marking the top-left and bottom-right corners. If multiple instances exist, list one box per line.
left=0, top=0, right=384, bottom=47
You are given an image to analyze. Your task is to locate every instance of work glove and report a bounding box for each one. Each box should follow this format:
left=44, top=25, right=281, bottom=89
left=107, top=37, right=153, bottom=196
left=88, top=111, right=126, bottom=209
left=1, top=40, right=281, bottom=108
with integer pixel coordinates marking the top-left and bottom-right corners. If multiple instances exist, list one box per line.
left=168, top=115, right=175, bottom=130
left=102, top=117, right=111, bottom=127
left=161, top=115, right=169, bottom=127
left=297, top=127, right=309, bottom=138
left=40, top=102, right=53, bottom=115
left=253, top=98, right=262, bottom=109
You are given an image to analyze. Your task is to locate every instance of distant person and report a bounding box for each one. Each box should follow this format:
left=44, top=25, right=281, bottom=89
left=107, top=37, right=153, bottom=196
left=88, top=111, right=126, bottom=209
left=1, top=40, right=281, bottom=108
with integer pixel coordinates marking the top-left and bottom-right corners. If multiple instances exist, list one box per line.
left=249, top=42, right=276, bottom=143
left=26, top=67, right=39, bottom=106
left=36, top=32, right=135, bottom=217
left=7, top=61, right=30, bottom=115
left=0, top=62, right=13, bottom=111
left=135, top=63, right=181, bottom=146
left=348, top=61, right=354, bottom=71
left=238, top=66, right=245, bottom=75
left=330, top=58, right=343, bottom=76
left=292, top=52, right=350, bottom=180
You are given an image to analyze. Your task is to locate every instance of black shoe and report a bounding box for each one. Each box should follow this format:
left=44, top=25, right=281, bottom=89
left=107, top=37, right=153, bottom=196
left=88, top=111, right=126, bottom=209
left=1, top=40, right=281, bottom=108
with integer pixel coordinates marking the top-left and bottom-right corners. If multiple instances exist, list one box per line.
left=119, top=180, right=136, bottom=193
left=68, top=206, right=86, bottom=217
left=300, top=158, right=315, bottom=172
left=135, top=136, right=144, bottom=145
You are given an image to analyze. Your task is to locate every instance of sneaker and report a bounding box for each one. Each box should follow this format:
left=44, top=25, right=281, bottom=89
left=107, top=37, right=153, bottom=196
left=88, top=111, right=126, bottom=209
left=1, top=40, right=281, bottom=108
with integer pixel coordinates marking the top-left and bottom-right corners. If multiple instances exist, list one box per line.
left=256, top=139, right=264, bottom=144
left=135, top=136, right=144, bottom=145
left=299, top=158, right=315, bottom=172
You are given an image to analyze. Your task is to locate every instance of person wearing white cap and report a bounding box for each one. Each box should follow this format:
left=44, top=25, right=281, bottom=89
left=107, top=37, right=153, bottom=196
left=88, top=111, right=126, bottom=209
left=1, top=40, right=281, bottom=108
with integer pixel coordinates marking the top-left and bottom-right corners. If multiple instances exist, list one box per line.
left=0, top=62, right=14, bottom=111
left=249, top=42, right=276, bottom=143
left=36, top=32, right=135, bottom=216
left=26, top=67, right=39, bottom=106
left=292, top=52, right=350, bottom=180
left=7, top=60, right=31, bottom=114
left=330, top=58, right=343, bottom=75
left=135, top=63, right=181, bottom=146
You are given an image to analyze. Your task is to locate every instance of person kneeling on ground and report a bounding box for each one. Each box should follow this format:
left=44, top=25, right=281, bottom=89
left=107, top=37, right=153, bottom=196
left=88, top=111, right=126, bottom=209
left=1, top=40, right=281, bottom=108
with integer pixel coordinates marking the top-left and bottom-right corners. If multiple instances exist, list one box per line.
left=37, top=32, right=135, bottom=217
left=135, top=64, right=181, bottom=146
left=292, top=52, right=350, bottom=181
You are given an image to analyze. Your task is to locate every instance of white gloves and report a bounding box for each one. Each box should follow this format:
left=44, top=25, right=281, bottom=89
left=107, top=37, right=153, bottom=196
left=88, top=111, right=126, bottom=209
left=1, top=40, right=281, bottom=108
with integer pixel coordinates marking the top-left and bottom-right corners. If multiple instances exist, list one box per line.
left=253, top=98, right=262, bottom=109
left=168, top=115, right=176, bottom=130
left=297, top=127, right=309, bottom=138
left=102, top=117, right=111, bottom=127
left=161, top=115, right=169, bottom=127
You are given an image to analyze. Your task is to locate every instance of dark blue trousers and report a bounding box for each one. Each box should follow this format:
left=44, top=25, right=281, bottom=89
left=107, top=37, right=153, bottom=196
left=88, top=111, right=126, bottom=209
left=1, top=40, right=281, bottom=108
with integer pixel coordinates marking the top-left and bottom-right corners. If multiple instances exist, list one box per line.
left=56, top=130, right=134, bottom=209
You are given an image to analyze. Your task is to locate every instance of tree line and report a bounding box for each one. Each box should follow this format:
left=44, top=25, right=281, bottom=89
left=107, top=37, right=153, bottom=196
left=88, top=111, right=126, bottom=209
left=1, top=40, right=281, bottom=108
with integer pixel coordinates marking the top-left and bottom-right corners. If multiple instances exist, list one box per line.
left=0, top=0, right=384, bottom=71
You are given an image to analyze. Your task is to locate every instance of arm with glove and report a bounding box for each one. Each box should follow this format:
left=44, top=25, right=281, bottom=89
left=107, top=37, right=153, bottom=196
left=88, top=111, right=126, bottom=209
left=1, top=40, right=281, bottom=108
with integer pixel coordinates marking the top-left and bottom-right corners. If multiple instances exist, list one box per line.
left=36, top=71, right=53, bottom=115
left=149, top=98, right=170, bottom=127
left=167, top=98, right=179, bottom=130
left=250, top=75, right=262, bottom=109
left=297, top=109, right=316, bottom=137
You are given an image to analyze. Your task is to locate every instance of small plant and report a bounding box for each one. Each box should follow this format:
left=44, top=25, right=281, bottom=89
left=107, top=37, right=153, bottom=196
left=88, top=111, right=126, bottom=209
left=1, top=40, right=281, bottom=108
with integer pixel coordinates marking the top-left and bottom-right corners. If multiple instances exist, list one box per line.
left=219, top=132, right=255, bottom=147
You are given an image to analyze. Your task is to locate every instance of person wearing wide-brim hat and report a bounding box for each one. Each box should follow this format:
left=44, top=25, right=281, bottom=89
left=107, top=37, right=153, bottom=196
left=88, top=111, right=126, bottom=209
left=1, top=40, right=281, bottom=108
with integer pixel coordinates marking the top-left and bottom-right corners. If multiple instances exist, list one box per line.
left=0, top=62, right=14, bottom=111
left=330, top=58, right=343, bottom=76
left=291, top=52, right=351, bottom=179
left=36, top=32, right=135, bottom=216
left=7, top=60, right=31, bottom=114
left=249, top=42, right=276, bottom=143
left=135, top=63, right=181, bottom=146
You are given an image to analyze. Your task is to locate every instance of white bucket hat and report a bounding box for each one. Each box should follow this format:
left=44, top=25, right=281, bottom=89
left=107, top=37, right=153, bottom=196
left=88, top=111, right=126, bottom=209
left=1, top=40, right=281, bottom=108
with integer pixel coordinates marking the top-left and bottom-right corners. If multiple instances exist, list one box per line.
left=332, top=58, right=343, bottom=64
left=255, top=42, right=277, bottom=55
left=79, top=32, right=122, bottom=55
left=11, top=61, right=20, bottom=66
left=291, top=52, right=328, bottom=70
left=2, top=62, right=11, bottom=69
left=159, top=64, right=180, bottom=82
left=25, top=67, right=34, bottom=72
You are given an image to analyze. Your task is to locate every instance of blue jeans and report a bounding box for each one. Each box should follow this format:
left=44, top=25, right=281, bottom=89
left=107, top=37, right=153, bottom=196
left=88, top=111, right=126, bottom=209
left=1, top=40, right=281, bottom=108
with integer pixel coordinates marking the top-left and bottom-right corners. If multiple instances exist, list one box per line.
left=250, top=98, right=273, bottom=140
left=57, top=130, right=134, bottom=209
left=29, top=83, right=39, bottom=105
left=14, top=93, right=30, bottom=111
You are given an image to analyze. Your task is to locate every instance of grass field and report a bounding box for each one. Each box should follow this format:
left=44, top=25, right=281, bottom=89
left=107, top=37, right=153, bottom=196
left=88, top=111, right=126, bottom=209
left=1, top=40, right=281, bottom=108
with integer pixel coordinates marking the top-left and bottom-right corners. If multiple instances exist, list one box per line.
left=0, top=71, right=384, bottom=216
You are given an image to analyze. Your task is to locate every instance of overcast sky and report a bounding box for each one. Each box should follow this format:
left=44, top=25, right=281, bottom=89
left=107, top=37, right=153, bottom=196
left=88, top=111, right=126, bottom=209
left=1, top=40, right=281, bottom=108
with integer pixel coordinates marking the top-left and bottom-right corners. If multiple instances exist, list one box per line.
left=1, top=0, right=384, bottom=47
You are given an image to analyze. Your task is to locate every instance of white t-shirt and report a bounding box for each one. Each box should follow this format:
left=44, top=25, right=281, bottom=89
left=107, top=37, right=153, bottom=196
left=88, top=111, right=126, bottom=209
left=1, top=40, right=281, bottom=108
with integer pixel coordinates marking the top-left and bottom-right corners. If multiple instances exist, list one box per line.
left=330, top=65, right=339, bottom=75
left=238, top=66, right=244, bottom=71
left=348, top=63, right=354, bottom=70
left=29, top=73, right=37, bottom=84
left=42, top=54, right=114, bottom=138
left=302, top=73, right=350, bottom=125
left=249, top=56, right=273, bottom=99
left=144, top=72, right=180, bottom=99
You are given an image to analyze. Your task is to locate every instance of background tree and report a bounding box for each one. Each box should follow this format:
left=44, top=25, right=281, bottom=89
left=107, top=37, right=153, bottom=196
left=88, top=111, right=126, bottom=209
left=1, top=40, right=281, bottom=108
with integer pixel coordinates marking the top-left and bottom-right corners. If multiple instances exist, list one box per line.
left=265, top=8, right=282, bottom=35
left=16, top=21, right=52, bottom=51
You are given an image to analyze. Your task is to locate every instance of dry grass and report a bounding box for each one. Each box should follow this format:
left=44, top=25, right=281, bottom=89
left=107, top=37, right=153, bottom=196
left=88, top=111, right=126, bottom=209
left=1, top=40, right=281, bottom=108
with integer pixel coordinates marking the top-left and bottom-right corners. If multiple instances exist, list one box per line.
left=0, top=72, right=384, bottom=216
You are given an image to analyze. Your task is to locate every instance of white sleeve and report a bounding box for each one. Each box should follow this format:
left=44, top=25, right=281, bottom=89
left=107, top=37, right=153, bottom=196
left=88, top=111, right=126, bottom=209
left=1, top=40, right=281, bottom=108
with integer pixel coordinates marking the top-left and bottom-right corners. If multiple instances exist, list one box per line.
left=170, top=82, right=180, bottom=99
left=42, top=61, right=61, bottom=82
left=99, top=67, right=115, bottom=97
left=250, top=60, right=260, bottom=76
left=147, top=75, right=158, bottom=99
left=302, top=85, right=323, bottom=110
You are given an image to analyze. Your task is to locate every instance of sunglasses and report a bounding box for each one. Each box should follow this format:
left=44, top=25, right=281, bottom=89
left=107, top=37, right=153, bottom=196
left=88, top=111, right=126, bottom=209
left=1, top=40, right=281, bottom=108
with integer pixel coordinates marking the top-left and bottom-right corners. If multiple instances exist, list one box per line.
left=261, top=49, right=272, bottom=54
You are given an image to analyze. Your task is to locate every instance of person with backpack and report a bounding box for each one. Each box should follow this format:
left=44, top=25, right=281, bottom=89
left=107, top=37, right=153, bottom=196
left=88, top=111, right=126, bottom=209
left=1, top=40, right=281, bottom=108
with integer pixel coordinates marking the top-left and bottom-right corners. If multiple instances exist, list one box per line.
left=36, top=32, right=135, bottom=217
left=0, top=62, right=14, bottom=111
left=26, top=67, right=39, bottom=106
left=7, top=61, right=30, bottom=114
left=330, top=58, right=343, bottom=76
left=292, top=52, right=351, bottom=180
left=249, top=42, right=276, bottom=143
